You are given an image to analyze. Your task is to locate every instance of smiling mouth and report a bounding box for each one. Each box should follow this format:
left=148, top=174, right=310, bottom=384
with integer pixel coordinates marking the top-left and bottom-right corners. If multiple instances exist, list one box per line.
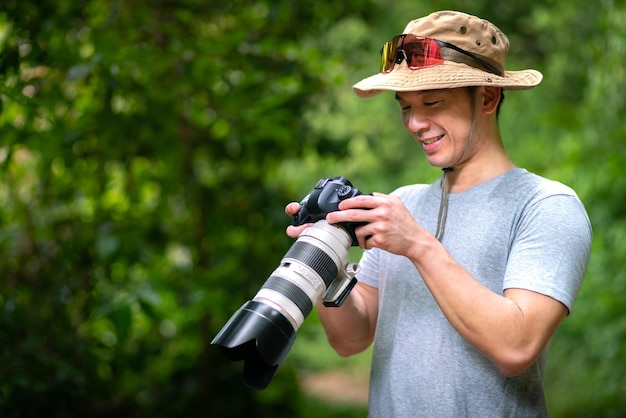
left=421, top=134, right=444, bottom=147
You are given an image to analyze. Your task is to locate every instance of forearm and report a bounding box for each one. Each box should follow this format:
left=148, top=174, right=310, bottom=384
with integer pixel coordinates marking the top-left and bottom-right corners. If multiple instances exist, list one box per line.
left=316, top=283, right=378, bottom=357
left=409, top=234, right=565, bottom=376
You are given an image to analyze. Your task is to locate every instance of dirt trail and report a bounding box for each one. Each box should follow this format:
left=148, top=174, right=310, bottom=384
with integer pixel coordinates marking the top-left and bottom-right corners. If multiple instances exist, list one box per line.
left=299, top=370, right=369, bottom=406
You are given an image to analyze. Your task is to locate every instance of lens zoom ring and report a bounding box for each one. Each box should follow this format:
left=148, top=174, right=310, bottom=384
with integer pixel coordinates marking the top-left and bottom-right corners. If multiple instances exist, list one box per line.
left=262, top=276, right=313, bottom=318
left=285, top=241, right=338, bottom=287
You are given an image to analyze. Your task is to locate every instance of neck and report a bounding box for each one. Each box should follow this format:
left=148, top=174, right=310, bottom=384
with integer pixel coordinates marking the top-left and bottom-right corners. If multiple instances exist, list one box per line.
left=444, top=135, right=515, bottom=193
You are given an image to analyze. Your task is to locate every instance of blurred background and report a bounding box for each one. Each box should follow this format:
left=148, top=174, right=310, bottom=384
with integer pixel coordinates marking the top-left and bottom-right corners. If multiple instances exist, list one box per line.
left=0, top=0, right=624, bottom=417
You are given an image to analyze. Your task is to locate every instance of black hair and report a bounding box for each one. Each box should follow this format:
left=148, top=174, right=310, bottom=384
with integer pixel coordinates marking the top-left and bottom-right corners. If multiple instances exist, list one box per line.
left=496, top=90, right=505, bottom=119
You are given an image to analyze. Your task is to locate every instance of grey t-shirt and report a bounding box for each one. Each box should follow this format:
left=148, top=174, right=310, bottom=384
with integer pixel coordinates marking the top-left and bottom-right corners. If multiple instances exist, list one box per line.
left=357, top=168, right=592, bottom=417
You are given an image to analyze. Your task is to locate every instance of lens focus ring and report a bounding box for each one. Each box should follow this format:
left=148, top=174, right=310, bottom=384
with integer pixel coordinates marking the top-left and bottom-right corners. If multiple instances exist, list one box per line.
left=284, top=241, right=338, bottom=287
left=261, top=275, right=313, bottom=318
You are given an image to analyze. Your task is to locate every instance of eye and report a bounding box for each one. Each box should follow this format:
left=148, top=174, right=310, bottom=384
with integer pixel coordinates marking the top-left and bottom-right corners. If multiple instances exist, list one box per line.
left=397, top=101, right=411, bottom=112
left=424, top=100, right=441, bottom=107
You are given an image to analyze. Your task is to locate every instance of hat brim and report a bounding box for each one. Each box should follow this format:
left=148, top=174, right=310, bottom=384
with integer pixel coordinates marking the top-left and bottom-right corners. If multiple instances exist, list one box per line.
left=352, top=61, right=542, bottom=98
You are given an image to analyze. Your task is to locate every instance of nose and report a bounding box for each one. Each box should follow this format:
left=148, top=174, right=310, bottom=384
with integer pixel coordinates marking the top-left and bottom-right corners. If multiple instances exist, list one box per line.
left=403, top=107, right=429, bottom=134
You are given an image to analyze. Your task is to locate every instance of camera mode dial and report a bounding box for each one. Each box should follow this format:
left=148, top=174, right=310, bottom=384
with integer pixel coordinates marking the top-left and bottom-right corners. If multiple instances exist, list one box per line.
left=336, top=185, right=355, bottom=200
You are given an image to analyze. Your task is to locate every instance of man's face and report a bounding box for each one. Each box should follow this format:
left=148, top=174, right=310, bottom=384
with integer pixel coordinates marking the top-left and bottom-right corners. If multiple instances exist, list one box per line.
left=395, top=87, right=479, bottom=169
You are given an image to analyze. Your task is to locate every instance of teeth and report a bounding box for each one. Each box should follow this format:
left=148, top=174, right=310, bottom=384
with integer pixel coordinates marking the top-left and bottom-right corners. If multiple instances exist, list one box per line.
left=422, top=135, right=443, bottom=145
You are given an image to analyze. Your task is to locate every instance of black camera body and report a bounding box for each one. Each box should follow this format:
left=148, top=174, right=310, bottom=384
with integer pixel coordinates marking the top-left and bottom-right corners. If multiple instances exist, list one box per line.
left=212, top=177, right=366, bottom=390
left=292, top=176, right=364, bottom=246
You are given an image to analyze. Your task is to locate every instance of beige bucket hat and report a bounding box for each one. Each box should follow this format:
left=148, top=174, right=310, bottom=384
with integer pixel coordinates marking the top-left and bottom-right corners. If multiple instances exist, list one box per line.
left=353, top=10, right=543, bottom=98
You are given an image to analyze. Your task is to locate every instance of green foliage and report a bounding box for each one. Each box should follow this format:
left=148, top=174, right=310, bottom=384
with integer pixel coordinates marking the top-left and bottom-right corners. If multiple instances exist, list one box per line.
left=1, top=0, right=625, bottom=416
left=531, top=3, right=626, bottom=416
left=0, top=0, right=380, bottom=416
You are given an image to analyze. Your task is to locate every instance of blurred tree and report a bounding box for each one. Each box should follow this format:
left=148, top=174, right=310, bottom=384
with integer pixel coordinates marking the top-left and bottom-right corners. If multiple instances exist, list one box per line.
left=0, top=0, right=379, bottom=416
left=525, top=2, right=626, bottom=416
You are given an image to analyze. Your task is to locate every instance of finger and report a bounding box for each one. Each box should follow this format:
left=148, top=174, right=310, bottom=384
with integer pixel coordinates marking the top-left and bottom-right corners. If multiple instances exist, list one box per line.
left=286, top=223, right=312, bottom=239
left=285, top=202, right=301, bottom=216
left=338, top=195, right=376, bottom=210
left=339, top=193, right=390, bottom=210
left=327, top=206, right=372, bottom=225
left=361, top=233, right=373, bottom=250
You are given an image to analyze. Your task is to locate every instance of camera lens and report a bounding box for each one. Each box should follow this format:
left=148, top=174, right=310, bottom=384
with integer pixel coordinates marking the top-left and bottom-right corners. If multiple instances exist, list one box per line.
left=211, top=220, right=353, bottom=389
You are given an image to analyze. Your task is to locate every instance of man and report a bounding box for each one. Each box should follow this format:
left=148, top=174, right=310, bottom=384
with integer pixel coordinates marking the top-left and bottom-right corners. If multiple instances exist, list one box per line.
left=286, top=10, right=592, bottom=417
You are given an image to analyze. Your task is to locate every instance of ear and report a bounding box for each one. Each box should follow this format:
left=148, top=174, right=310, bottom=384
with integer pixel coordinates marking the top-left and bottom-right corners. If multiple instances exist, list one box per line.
left=481, top=86, right=501, bottom=115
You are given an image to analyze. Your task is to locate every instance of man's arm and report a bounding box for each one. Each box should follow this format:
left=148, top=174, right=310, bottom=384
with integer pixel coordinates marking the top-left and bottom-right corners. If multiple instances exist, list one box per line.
left=409, top=232, right=568, bottom=376
left=316, top=282, right=379, bottom=357
left=326, top=193, right=575, bottom=376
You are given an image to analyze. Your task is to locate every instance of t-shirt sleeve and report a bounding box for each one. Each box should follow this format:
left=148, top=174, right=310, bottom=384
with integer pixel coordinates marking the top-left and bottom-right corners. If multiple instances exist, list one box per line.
left=356, top=247, right=381, bottom=289
left=503, top=193, right=592, bottom=313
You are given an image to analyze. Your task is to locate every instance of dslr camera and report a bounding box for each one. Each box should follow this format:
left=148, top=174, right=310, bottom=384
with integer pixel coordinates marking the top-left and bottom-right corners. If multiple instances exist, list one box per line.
left=211, top=177, right=365, bottom=389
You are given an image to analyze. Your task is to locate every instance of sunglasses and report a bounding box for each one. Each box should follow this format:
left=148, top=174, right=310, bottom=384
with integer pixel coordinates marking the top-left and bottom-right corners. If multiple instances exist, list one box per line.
left=380, top=34, right=503, bottom=76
